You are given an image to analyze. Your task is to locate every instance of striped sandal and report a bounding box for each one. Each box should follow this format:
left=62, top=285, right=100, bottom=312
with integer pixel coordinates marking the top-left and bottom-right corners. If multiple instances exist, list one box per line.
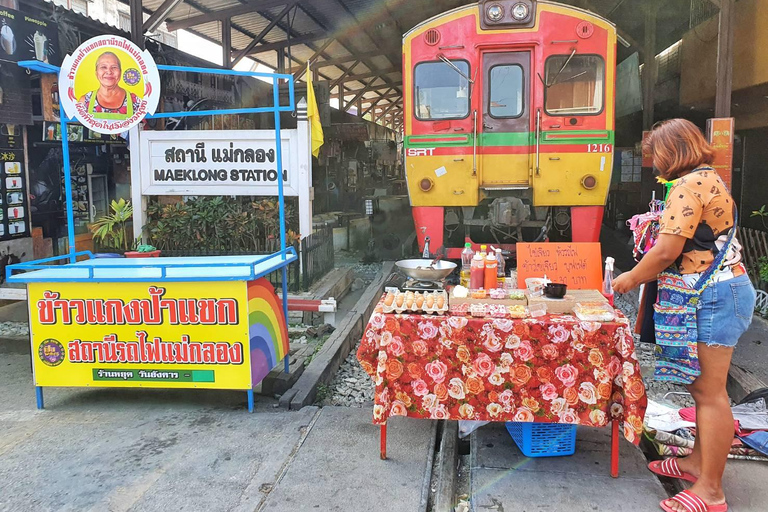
left=660, top=490, right=728, bottom=512
left=648, top=458, right=698, bottom=483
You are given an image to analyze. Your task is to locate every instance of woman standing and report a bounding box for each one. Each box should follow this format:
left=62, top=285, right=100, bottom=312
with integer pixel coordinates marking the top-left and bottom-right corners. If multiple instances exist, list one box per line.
left=613, top=119, right=756, bottom=512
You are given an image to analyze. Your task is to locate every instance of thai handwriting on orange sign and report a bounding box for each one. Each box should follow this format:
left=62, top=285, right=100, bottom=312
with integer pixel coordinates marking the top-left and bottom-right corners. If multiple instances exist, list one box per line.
left=516, top=243, right=603, bottom=290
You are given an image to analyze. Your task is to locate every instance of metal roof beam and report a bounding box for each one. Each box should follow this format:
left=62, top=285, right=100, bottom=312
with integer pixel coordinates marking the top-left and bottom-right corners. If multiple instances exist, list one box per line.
left=361, top=88, right=395, bottom=116
left=166, top=0, right=295, bottom=31
left=376, top=101, right=401, bottom=122
left=231, top=2, right=298, bottom=67
left=333, top=67, right=399, bottom=88
left=242, top=32, right=326, bottom=55
left=293, top=37, right=337, bottom=80
left=329, top=60, right=362, bottom=88
left=344, top=81, right=402, bottom=110
left=330, top=0, right=401, bottom=95
left=143, top=0, right=185, bottom=33
left=289, top=51, right=384, bottom=72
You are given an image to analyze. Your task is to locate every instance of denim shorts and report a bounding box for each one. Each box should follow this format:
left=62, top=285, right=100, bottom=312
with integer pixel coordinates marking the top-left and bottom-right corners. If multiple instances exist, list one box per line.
left=697, top=273, right=756, bottom=347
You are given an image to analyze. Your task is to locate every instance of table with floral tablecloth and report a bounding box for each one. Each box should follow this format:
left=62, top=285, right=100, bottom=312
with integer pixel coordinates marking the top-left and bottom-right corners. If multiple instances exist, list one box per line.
left=357, top=308, right=648, bottom=449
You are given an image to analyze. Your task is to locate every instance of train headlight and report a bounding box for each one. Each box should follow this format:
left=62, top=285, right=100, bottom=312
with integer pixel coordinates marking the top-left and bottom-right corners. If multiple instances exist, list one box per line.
left=420, top=178, right=434, bottom=192
left=486, top=4, right=504, bottom=22
left=581, top=175, right=597, bottom=190
left=511, top=3, right=529, bottom=20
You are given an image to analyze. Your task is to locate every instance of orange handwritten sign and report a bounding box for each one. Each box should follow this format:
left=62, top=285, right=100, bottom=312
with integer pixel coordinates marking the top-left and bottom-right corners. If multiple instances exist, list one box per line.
left=706, top=118, right=734, bottom=189
left=516, top=243, right=603, bottom=290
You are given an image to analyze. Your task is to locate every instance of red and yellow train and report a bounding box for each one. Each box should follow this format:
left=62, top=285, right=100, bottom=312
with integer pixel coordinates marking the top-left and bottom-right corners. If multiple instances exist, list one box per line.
left=403, top=0, right=617, bottom=258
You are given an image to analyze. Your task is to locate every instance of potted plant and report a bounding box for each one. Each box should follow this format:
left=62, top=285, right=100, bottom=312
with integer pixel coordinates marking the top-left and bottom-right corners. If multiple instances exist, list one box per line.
left=90, top=198, right=133, bottom=256
left=125, top=243, right=162, bottom=258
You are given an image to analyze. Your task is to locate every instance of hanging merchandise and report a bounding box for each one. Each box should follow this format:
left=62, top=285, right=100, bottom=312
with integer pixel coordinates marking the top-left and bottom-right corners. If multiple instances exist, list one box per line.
left=628, top=198, right=665, bottom=262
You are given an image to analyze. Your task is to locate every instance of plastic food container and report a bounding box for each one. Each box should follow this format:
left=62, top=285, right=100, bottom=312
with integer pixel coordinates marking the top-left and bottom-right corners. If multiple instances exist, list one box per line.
left=450, top=302, right=469, bottom=316
left=489, top=288, right=507, bottom=300
left=508, top=305, right=528, bottom=319
left=528, top=302, right=547, bottom=318
left=507, top=289, right=526, bottom=301
left=573, top=303, right=615, bottom=322
left=488, top=304, right=507, bottom=318
left=469, top=303, right=487, bottom=317
left=471, top=289, right=487, bottom=299
left=525, top=278, right=546, bottom=297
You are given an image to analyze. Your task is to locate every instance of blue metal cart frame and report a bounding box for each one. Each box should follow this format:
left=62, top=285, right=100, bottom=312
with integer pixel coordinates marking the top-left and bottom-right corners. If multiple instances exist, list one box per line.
left=10, top=59, right=299, bottom=411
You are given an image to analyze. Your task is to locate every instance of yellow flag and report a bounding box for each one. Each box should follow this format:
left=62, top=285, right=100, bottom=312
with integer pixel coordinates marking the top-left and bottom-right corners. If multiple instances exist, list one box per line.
left=307, top=63, right=324, bottom=158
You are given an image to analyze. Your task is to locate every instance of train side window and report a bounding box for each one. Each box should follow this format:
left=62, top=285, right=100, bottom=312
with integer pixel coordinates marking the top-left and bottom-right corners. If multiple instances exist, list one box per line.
left=414, top=60, right=471, bottom=120
left=544, top=55, right=604, bottom=115
left=489, top=64, right=524, bottom=118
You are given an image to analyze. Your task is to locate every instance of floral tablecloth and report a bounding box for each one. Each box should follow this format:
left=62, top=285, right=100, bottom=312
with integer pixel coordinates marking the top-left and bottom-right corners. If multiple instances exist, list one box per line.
left=357, top=308, right=648, bottom=444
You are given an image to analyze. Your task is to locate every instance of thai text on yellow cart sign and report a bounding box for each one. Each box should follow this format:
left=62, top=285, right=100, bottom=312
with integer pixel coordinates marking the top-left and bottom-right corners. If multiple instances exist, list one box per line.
left=28, top=282, right=252, bottom=390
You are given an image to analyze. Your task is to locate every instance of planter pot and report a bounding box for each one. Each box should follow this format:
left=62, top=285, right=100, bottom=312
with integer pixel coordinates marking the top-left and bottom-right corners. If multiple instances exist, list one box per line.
left=125, top=250, right=162, bottom=258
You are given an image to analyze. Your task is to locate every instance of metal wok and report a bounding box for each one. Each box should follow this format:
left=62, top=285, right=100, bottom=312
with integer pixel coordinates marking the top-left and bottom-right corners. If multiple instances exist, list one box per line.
left=395, top=259, right=457, bottom=281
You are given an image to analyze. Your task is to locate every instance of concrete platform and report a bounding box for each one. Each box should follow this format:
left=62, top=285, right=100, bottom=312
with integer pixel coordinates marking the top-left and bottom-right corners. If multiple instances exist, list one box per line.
left=260, top=407, right=436, bottom=512
left=470, top=422, right=669, bottom=512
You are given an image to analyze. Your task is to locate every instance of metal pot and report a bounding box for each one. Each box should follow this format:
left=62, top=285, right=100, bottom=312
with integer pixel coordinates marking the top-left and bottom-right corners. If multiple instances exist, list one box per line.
left=395, top=259, right=457, bottom=281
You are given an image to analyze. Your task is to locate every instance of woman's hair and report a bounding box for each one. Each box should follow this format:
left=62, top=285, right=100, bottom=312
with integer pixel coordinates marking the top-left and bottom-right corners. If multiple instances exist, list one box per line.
left=643, top=118, right=714, bottom=179
left=96, top=51, right=122, bottom=73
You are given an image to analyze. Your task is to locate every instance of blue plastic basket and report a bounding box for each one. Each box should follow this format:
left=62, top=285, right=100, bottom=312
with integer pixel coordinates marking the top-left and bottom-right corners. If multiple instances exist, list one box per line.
left=505, top=422, right=577, bottom=458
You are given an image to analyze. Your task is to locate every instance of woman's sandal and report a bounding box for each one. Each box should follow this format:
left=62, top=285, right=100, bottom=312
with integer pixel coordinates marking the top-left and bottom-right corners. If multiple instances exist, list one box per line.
left=660, top=490, right=728, bottom=512
left=648, top=458, right=698, bottom=483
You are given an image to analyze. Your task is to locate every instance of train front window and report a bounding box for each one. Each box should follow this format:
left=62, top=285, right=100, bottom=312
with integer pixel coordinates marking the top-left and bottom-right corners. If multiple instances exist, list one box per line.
left=544, top=55, right=604, bottom=115
left=414, top=60, right=470, bottom=120
left=489, top=64, right=524, bottom=118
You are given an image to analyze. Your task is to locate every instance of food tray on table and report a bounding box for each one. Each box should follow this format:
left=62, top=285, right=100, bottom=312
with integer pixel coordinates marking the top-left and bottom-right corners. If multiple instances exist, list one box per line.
left=382, top=290, right=448, bottom=315
left=573, top=302, right=615, bottom=322
left=527, top=289, right=607, bottom=314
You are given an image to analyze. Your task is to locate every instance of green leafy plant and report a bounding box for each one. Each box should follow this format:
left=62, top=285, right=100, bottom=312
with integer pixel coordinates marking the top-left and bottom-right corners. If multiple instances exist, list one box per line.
left=90, top=199, right=133, bottom=252
left=144, top=196, right=300, bottom=253
left=758, top=256, right=768, bottom=283
left=751, top=205, right=768, bottom=230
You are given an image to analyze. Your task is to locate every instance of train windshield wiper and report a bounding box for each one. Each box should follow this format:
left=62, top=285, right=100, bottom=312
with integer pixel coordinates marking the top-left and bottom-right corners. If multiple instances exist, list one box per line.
left=546, top=48, right=577, bottom=88
left=438, top=54, right=474, bottom=84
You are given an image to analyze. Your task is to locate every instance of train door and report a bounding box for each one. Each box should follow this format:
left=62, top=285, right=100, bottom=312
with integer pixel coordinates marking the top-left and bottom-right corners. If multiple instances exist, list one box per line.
left=480, top=51, right=531, bottom=188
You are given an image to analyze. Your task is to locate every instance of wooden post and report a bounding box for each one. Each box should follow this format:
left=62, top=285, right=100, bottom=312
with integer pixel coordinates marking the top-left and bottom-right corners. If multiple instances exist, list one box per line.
left=642, top=5, right=657, bottom=130
left=277, top=48, right=285, bottom=74
left=221, top=19, right=232, bottom=69
left=129, top=0, right=145, bottom=49
left=715, top=0, right=735, bottom=118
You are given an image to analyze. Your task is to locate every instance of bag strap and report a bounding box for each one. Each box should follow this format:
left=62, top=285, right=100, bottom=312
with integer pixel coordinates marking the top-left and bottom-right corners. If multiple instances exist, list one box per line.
left=693, top=207, right=738, bottom=291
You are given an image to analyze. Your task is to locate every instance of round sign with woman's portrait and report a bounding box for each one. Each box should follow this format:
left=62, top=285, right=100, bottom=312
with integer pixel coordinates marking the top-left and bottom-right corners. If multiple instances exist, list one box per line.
left=59, top=35, right=160, bottom=135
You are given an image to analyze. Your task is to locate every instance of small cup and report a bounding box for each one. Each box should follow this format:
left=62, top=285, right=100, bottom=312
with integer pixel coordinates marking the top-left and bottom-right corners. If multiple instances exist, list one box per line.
left=544, top=283, right=567, bottom=299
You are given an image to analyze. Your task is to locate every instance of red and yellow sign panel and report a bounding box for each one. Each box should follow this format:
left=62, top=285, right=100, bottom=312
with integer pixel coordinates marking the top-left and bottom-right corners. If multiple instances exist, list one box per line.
left=28, top=280, right=286, bottom=390
left=706, top=118, right=735, bottom=189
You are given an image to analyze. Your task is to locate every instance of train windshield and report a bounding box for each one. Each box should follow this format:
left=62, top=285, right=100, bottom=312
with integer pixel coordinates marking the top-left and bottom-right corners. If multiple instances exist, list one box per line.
left=544, top=55, right=604, bottom=115
left=414, top=60, right=471, bottom=120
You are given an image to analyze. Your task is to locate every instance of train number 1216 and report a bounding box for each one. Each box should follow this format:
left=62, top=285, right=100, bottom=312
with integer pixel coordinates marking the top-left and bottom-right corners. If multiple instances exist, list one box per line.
left=586, top=143, right=612, bottom=153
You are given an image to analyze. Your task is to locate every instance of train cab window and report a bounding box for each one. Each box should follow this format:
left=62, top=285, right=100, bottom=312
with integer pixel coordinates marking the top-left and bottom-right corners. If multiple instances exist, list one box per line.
left=544, top=55, right=604, bottom=115
left=414, top=60, right=471, bottom=120
left=489, top=64, right=524, bottom=118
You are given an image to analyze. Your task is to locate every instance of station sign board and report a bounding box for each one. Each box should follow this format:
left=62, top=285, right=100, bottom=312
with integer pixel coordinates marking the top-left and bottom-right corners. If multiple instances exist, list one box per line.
left=139, top=130, right=300, bottom=196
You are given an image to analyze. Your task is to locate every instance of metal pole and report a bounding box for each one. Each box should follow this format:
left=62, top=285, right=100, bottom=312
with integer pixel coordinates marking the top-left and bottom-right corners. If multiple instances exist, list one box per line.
left=273, top=77, right=290, bottom=374
left=60, top=113, right=76, bottom=263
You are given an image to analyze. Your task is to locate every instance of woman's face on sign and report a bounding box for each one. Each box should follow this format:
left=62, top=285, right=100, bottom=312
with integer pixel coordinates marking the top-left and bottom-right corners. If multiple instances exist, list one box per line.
left=96, top=54, right=121, bottom=88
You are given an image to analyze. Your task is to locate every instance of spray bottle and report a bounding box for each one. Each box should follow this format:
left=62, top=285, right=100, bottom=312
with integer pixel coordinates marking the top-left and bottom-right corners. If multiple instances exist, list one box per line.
left=602, top=256, right=615, bottom=306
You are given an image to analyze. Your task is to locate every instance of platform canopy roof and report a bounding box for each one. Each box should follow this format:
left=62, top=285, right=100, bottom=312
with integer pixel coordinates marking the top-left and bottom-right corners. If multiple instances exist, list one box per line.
left=130, top=0, right=716, bottom=128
